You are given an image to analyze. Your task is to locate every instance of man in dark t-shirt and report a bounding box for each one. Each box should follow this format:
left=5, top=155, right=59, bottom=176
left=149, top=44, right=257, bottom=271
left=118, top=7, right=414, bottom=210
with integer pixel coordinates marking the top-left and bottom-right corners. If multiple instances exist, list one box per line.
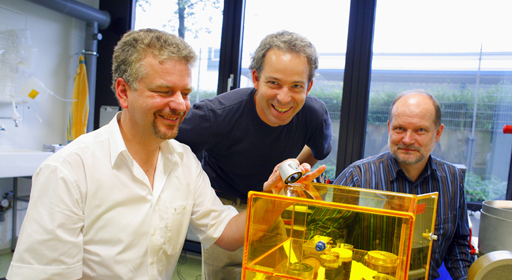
left=175, top=30, right=332, bottom=279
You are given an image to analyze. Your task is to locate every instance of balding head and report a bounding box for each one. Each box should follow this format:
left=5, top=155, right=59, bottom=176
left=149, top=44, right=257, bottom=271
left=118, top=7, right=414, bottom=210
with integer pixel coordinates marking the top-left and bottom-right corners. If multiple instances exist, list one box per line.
left=387, top=89, right=445, bottom=179
left=389, top=89, right=442, bottom=128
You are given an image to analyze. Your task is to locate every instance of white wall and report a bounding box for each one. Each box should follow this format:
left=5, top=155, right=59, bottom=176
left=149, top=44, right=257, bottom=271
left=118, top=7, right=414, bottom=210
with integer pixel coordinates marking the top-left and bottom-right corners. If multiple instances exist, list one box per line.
left=0, top=0, right=99, bottom=251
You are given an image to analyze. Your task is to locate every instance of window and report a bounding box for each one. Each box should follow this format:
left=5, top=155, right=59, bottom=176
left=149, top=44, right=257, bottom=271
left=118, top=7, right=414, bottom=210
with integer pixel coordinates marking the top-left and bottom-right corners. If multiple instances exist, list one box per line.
left=366, top=0, right=512, bottom=203
left=134, top=0, right=223, bottom=104
left=133, top=0, right=352, bottom=179
left=242, top=0, right=351, bottom=180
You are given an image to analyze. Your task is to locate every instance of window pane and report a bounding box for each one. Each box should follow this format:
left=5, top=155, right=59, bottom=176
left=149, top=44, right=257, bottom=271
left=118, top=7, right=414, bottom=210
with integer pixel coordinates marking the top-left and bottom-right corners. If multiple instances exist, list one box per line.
left=366, top=0, right=512, bottom=202
left=243, top=0, right=351, bottom=180
left=134, top=0, right=223, bottom=104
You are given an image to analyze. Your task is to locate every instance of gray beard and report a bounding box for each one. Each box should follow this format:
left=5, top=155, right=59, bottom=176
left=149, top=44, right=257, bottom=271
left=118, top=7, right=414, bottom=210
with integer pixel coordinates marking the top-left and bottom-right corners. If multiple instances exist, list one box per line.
left=152, top=121, right=178, bottom=140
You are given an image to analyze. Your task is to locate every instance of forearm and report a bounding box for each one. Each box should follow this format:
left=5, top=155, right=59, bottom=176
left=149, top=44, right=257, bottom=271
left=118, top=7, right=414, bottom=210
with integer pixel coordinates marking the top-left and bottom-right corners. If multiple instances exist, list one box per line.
left=444, top=237, right=473, bottom=280
left=446, top=183, right=474, bottom=280
left=297, top=145, right=318, bottom=166
left=214, top=198, right=290, bottom=251
left=214, top=210, right=247, bottom=251
left=215, top=160, right=327, bottom=251
left=214, top=160, right=327, bottom=252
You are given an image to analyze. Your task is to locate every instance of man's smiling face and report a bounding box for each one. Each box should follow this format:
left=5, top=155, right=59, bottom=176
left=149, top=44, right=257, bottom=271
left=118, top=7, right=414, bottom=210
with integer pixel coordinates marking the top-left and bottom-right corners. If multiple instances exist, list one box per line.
left=253, top=49, right=312, bottom=127
left=120, top=55, right=193, bottom=141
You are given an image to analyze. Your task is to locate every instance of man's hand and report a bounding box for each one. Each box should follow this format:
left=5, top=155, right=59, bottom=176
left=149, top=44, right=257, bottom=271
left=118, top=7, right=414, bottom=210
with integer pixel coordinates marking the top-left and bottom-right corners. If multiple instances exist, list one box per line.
left=263, top=159, right=327, bottom=193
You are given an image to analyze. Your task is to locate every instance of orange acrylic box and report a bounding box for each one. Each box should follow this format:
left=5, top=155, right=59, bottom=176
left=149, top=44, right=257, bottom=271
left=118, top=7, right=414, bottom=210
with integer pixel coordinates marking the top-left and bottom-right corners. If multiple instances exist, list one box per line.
left=242, top=182, right=438, bottom=280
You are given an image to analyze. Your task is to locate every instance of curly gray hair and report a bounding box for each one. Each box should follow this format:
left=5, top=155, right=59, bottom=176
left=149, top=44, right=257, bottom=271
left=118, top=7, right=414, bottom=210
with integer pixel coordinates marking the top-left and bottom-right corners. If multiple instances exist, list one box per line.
left=111, top=28, right=197, bottom=92
left=249, top=30, right=318, bottom=83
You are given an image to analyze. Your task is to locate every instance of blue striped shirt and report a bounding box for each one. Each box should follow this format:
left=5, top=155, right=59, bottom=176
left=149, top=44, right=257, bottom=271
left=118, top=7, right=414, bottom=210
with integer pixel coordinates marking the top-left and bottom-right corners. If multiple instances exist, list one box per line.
left=334, top=152, right=473, bottom=280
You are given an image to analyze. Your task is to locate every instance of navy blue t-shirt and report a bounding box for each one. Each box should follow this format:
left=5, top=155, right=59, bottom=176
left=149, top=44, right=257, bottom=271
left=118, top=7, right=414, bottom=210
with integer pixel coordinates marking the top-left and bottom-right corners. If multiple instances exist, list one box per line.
left=175, top=87, right=332, bottom=200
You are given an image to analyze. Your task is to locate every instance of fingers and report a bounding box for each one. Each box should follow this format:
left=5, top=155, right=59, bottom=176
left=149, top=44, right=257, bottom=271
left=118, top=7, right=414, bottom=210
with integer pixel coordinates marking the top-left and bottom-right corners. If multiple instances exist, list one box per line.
left=299, top=165, right=327, bottom=183
left=263, top=159, right=302, bottom=192
left=263, top=163, right=287, bottom=192
left=298, top=162, right=312, bottom=174
left=263, top=160, right=327, bottom=193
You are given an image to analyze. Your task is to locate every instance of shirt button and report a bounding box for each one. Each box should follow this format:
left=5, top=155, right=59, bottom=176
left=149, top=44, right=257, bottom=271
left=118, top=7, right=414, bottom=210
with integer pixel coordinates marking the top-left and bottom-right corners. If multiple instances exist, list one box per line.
left=150, top=259, right=155, bottom=265
left=152, top=229, right=157, bottom=236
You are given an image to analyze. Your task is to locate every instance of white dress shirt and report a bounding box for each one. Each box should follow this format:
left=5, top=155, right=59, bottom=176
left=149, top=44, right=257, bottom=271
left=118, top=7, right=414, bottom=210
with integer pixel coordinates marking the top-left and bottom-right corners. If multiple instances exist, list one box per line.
left=7, top=113, right=238, bottom=280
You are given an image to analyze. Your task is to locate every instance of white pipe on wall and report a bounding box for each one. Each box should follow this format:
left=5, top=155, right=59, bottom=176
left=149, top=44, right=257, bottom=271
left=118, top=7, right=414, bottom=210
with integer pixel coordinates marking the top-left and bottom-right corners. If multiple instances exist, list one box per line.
left=26, top=0, right=110, bottom=29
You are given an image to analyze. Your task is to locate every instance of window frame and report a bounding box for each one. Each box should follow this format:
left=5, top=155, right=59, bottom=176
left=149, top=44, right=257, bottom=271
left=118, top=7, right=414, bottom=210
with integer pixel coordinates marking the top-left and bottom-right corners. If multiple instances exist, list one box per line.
left=95, top=0, right=512, bottom=208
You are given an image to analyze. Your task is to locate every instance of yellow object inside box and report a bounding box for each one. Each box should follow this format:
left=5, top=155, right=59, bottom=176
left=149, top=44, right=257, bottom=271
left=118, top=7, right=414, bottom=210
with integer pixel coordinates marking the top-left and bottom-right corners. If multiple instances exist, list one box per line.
left=242, top=182, right=438, bottom=280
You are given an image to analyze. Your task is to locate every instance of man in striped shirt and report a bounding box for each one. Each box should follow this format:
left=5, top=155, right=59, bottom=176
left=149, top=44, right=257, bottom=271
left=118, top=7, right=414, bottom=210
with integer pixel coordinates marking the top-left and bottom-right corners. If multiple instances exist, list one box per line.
left=333, top=89, right=474, bottom=279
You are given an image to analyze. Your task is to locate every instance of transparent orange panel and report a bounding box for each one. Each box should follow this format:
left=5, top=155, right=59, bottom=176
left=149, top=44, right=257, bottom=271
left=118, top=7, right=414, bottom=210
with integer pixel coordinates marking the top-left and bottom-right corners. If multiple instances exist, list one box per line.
left=242, top=182, right=438, bottom=280
left=410, top=193, right=438, bottom=279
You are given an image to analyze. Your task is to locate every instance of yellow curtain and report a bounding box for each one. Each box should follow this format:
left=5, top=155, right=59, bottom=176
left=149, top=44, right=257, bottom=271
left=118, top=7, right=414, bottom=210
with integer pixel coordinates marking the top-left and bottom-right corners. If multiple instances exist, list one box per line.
left=66, top=55, right=89, bottom=142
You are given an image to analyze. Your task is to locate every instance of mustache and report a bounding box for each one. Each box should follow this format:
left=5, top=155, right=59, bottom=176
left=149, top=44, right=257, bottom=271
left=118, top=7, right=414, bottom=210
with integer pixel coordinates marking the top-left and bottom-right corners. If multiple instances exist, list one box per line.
left=157, top=109, right=185, bottom=118
left=396, top=144, right=420, bottom=151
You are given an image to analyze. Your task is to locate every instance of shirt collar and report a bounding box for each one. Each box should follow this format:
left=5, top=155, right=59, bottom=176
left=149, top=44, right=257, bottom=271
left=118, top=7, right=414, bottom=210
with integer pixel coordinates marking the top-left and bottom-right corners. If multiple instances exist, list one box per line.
left=385, top=151, right=443, bottom=183
left=385, top=152, right=401, bottom=182
left=106, top=112, right=185, bottom=168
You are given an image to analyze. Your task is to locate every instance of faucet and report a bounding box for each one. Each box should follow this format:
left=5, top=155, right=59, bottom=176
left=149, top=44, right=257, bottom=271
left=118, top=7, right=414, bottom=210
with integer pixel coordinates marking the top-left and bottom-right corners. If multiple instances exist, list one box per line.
left=0, top=117, right=18, bottom=127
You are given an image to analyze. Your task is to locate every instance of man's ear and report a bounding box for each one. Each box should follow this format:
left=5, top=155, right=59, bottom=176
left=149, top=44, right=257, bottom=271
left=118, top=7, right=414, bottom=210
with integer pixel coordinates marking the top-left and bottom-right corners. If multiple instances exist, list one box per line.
left=435, top=123, right=445, bottom=143
left=251, top=69, right=259, bottom=90
left=115, top=78, right=130, bottom=109
left=306, top=79, right=313, bottom=95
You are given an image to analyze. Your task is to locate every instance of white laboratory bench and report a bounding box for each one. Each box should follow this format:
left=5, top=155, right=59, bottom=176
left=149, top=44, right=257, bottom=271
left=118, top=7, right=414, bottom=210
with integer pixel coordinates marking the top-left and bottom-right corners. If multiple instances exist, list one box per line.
left=0, top=150, right=53, bottom=251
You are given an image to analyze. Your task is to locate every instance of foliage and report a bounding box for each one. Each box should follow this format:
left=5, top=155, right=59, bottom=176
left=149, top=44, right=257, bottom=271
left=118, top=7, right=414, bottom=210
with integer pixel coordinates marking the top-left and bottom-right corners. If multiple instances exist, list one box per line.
left=366, top=87, right=402, bottom=124
left=310, top=82, right=512, bottom=203
left=309, top=81, right=344, bottom=99
left=464, top=172, right=507, bottom=202
left=319, top=82, right=512, bottom=131
left=431, top=82, right=512, bottom=131
left=189, top=90, right=216, bottom=105
left=309, top=82, right=344, bottom=120
left=318, top=152, right=337, bottom=182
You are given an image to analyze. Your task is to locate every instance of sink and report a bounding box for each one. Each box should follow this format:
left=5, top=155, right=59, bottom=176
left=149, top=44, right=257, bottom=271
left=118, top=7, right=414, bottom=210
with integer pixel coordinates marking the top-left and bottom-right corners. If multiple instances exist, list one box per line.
left=0, top=149, right=53, bottom=178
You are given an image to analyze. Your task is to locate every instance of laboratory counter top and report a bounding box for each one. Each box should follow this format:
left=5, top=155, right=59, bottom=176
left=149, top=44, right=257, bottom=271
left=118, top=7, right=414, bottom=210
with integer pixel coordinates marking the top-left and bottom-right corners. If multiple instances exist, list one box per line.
left=0, top=150, right=53, bottom=178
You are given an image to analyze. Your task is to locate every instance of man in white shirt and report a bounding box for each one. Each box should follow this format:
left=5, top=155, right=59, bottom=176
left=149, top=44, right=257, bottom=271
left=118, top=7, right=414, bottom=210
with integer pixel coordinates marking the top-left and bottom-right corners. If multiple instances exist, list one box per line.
left=6, top=28, right=325, bottom=280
